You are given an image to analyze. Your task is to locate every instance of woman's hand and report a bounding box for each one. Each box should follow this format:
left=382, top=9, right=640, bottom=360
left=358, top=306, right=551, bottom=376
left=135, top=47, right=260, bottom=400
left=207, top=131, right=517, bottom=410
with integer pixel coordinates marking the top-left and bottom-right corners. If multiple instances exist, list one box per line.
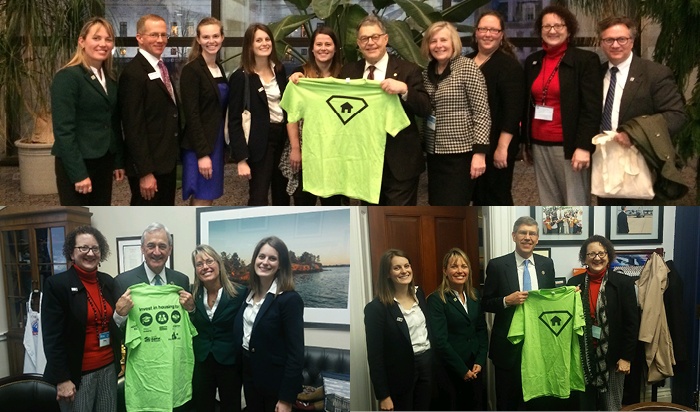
left=379, top=396, right=394, bottom=411
left=616, top=359, right=631, bottom=375
left=198, top=156, right=213, bottom=179
left=115, top=289, right=133, bottom=316
left=289, top=72, right=305, bottom=84
left=290, top=147, right=301, bottom=173
left=571, top=148, right=591, bottom=172
left=494, top=146, right=509, bottom=169
left=74, top=177, right=92, bottom=195
left=470, top=153, right=486, bottom=179
left=56, top=380, right=76, bottom=402
left=237, top=160, right=251, bottom=180
left=275, top=400, right=292, bottom=412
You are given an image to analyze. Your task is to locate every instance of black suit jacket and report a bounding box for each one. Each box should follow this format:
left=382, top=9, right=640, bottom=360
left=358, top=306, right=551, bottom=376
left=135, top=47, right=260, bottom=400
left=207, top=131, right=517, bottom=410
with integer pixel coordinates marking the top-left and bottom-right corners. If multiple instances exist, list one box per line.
left=524, top=46, right=603, bottom=158
left=617, top=210, right=630, bottom=233
left=233, top=290, right=304, bottom=404
left=364, top=287, right=431, bottom=401
left=190, top=284, right=246, bottom=365
left=114, top=263, right=190, bottom=301
left=567, top=269, right=640, bottom=365
left=483, top=252, right=556, bottom=369
left=118, top=51, right=181, bottom=177
left=41, top=267, right=121, bottom=388
left=228, top=67, right=288, bottom=164
left=339, top=55, right=431, bottom=181
left=603, top=55, right=687, bottom=138
left=180, top=55, right=228, bottom=158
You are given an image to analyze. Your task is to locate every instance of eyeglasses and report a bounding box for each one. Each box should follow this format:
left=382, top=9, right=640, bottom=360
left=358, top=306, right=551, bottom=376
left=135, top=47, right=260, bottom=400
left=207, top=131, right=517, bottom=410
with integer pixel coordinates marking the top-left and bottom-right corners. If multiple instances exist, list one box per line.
left=515, top=230, right=539, bottom=237
left=144, top=242, right=170, bottom=251
left=586, top=251, right=608, bottom=259
left=476, top=27, right=502, bottom=34
left=358, top=33, right=385, bottom=45
left=601, top=37, right=631, bottom=46
left=75, top=246, right=100, bottom=254
left=143, top=32, right=169, bottom=40
left=542, top=24, right=566, bottom=32
left=195, top=259, right=216, bottom=269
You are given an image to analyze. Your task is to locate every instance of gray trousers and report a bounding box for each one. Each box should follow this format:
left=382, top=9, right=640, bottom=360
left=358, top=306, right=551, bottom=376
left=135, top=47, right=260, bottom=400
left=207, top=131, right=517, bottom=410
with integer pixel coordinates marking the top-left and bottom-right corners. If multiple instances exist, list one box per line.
left=59, top=365, right=117, bottom=412
left=532, top=144, right=591, bottom=205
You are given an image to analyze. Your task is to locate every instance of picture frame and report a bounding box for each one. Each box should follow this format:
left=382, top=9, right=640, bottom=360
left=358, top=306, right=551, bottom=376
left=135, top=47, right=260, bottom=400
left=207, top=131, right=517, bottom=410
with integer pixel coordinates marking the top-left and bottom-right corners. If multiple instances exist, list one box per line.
left=605, top=206, right=664, bottom=244
left=533, top=247, right=551, bottom=258
left=116, top=236, right=173, bottom=274
left=530, top=207, right=594, bottom=245
left=197, top=206, right=351, bottom=329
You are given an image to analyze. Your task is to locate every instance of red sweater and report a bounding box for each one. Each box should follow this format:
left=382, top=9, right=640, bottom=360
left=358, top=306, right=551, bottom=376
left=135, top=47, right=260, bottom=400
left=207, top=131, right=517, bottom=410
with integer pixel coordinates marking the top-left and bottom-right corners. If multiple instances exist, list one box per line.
left=587, top=267, right=606, bottom=321
left=531, top=42, right=567, bottom=143
left=76, top=266, right=114, bottom=372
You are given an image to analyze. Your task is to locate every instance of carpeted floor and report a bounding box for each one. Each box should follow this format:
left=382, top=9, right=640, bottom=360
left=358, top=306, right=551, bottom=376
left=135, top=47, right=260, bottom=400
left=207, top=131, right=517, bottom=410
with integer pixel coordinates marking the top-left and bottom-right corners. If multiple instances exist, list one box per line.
left=0, top=159, right=696, bottom=206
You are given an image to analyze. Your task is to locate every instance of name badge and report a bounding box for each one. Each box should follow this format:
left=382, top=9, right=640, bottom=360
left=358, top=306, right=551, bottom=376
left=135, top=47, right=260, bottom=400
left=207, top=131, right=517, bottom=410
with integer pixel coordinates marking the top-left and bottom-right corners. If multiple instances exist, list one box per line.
left=99, top=331, right=111, bottom=347
left=148, top=71, right=161, bottom=81
left=591, top=325, right=602, bottom=340
left=534, top=105, right=554, bottom=121
left=426, top=114, right=436, bottom=131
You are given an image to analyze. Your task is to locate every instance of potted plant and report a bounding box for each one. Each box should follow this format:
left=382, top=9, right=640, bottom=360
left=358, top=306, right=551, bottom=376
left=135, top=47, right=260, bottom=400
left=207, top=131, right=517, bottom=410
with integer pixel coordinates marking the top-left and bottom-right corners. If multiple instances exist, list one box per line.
left=0, top=0, right=102, bottom=194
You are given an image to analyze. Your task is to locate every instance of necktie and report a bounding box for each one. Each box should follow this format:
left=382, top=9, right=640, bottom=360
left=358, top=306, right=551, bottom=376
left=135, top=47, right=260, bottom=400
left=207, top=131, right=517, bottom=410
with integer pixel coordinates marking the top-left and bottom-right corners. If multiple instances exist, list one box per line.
left=367, top=65, right=376, bottom=80
left=601, top=66, right=618, bottom=131
left=157, top=60, right=176, bottom=103
left=523, top=259, right=532, bottom=292
left=154, top=274, right=163, bottom=286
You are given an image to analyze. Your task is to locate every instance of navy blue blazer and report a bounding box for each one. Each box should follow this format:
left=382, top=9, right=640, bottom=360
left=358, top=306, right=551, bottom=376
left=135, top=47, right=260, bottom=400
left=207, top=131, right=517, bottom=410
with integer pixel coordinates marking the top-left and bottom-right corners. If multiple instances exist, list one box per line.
left=227, top=66, right=288, bottom=164
left=363, top=287, right=432, bottom=401
left=234, top=289, right=304, bottom=404
left=190, top=284, right=246, bottom=365
left=482, top=252, right=556, bottom=369
left=41, top=267, right=121, bottom=388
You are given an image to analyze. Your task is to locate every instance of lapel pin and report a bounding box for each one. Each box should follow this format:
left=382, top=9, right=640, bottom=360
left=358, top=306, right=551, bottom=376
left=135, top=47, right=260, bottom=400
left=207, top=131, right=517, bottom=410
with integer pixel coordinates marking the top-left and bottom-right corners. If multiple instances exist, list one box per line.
left=257, top=87, right=264, bottom=92
left=453, top=297, right=458, bottom=302
left=71, top=287, right=78, bottom=292
left=532, top=61, right=538, bottom=65
left=90, top=75, right=96, bottom=80
left=541, top=270, right=545, bottom=275
left=396, top=317, right=403, bottom=322
left=393, top=73, right=398, bottom=77
left=629, top=77, right=635, bottom=82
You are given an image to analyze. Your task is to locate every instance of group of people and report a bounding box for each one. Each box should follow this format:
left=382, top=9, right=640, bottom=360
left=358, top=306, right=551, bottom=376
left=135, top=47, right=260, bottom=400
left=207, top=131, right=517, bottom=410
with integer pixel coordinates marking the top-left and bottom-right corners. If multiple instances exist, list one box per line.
left=41, top=223, right=303, bottom=412
left=365, top=216, right=640, bottom=411
left=50, top=7, right=688, bottom=207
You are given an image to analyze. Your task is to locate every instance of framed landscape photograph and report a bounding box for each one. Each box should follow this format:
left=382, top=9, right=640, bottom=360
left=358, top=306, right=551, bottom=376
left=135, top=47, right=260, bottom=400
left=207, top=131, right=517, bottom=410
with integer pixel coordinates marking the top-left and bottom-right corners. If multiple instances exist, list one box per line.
left=530, top=206, right=594, bottom=245
left=197, top=206, right=351, bottom=329
left=605, top=206, right=664, bottom=244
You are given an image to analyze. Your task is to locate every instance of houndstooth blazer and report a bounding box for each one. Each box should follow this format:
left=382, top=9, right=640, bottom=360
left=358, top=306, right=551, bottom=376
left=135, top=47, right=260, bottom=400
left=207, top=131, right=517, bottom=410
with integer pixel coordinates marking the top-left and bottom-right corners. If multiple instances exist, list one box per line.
left=422, top=56, right=491, bottom=154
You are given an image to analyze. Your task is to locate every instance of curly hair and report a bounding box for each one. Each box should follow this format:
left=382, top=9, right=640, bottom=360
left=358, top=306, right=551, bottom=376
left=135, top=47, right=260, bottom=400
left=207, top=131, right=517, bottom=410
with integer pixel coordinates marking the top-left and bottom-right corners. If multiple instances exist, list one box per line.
left=578, top=235, right=616, bottom=265
left=535, top=5, right=579, bottom=39
left=63, top=225, right=110, bottom=262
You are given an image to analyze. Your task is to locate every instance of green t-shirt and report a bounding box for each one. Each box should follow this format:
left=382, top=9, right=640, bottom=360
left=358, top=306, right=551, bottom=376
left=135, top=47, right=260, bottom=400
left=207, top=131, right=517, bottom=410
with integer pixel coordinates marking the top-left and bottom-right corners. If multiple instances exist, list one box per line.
left=507, top=286, right=585, bottom=401
left=280, top=78, right=410, bottom=203
left=125, top=283, right=198, bottom=411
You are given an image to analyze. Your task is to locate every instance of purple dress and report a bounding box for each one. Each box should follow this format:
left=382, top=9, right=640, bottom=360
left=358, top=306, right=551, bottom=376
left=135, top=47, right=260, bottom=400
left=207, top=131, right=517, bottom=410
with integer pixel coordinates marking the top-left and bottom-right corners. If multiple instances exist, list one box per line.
left=182, top=78, right=229, bottom=200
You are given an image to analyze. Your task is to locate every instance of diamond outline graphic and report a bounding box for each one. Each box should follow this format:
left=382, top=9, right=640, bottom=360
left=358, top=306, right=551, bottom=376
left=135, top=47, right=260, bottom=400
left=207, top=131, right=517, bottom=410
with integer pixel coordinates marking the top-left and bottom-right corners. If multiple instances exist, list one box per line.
left=538, top=310, right=573, bottom=337
left=326, top=95, right=368, bottom=125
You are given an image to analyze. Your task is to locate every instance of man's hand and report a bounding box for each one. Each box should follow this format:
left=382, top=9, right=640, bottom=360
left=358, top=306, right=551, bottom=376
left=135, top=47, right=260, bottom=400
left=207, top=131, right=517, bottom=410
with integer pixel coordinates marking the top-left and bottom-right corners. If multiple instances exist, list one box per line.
left=113, top=169, right=126, bottom=182
left=115, top=289, right=134, bottom=316
left=614, top=131, right=633, bottom=148
left=379, top=78, right=407, bottom=95
left=379, top=396, right=394, bottom=411
left=179, top=290, right=195, bottom=312
left=139, top=173, right=158, bottom=200
left=505, top=291, right=529, bottom=306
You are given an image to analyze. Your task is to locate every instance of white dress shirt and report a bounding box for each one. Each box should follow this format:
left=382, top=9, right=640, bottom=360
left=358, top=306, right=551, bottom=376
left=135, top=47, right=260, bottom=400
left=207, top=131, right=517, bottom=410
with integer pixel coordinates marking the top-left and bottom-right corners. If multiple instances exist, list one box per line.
left=395, top=294, right=431, bottom=354
left=242, top=279, right=279, bottom=350
left=203, top=287, right=223, bottom=321
left=364, top=52, right=389, bottom=81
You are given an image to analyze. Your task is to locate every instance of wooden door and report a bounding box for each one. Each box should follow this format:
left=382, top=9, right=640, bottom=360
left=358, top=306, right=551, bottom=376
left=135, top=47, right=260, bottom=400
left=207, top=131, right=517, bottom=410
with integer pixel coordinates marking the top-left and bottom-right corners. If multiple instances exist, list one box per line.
left=367, top=207, right=479, bottom=295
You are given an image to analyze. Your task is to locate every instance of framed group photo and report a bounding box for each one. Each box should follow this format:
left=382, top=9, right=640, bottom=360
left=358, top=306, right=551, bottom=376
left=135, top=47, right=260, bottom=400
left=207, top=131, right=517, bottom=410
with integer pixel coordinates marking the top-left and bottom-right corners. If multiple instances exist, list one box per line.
left=197, top=206, right=351, bottom=329
left=605, top=206, right=664, bottom=244
left=530, top=206, right=594, bottom=245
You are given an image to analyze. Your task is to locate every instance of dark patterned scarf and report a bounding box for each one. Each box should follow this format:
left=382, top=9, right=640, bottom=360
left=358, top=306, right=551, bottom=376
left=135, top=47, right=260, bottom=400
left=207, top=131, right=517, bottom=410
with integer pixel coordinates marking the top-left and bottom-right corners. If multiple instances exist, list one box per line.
left=580, top=269, right=610, bottom=391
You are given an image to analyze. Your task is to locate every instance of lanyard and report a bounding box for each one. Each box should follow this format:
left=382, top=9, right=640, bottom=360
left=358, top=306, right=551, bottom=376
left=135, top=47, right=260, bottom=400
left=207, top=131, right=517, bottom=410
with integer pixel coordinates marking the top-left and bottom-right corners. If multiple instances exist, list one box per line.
left=540, top=55, right=565, bottom=105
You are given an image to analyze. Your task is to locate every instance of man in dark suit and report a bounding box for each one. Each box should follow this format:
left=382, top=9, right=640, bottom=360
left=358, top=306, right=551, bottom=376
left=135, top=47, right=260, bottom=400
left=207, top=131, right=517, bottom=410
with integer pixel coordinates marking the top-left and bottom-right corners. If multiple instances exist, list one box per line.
left=339, top=15, right=431, bottom=205
left=596, top=16, right=687, bottom=206
left=617, top=206, right=630, bottom=233
left=483, top=216, right=556, bottom=410
left=119, top=14, right=181, bottom=205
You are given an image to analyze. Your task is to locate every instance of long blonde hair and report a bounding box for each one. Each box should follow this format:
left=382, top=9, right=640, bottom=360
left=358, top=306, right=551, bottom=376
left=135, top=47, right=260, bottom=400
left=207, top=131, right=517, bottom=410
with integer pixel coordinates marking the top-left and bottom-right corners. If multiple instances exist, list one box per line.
left=433, top=248, right=477, bottom=303
left=63, top=17, right=116, bottom=80
left=190, top=244, right=239, bottom=299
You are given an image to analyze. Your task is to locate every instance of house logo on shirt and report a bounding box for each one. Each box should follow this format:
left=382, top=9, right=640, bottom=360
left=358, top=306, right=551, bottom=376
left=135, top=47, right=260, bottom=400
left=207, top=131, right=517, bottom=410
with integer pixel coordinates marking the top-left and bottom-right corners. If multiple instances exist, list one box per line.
left=326, top=96, right=368, bottom=125
left=538, top=311, right=573, bottom=337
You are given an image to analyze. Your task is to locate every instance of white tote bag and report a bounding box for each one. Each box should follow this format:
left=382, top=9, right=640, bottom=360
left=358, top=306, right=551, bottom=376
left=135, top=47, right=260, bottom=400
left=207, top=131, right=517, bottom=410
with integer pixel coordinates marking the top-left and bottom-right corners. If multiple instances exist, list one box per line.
left=591, top=131, right=655, bottom=199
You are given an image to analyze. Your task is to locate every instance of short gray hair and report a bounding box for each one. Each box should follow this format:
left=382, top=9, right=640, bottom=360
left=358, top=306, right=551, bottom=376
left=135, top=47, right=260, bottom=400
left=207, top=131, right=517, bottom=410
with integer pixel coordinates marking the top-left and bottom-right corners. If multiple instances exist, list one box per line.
left=141, top=222, right=173, bottom=246
left=512, top=216, right=538, bottom=233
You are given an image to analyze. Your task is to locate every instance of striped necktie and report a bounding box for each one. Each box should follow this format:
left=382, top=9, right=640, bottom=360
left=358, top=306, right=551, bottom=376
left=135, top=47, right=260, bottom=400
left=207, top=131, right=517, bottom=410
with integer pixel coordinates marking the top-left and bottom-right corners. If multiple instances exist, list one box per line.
left=601, top=66, right=619, bottom=131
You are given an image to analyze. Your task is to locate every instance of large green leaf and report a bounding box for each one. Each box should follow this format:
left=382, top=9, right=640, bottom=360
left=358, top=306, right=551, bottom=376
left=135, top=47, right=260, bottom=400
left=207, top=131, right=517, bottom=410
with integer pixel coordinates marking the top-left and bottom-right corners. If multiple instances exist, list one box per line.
left=269, top=14, right=314, bottom=61
left=312, top=0, right=342, bottom=19
left=287, top=0, right=312, bottom=11
left=340, top=4, right=369, bottom=63
left=441, top=0, right=491, bottom=23
left=385, top=20, right=427, bottom=67
left=395, top=0, right=442, bottom=30
left=372, top=0, right=396, bottom=10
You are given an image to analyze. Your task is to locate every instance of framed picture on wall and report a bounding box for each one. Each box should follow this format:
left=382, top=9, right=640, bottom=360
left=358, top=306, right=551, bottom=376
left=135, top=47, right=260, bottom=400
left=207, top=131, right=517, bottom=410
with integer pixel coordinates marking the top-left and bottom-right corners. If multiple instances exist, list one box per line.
left=116, top=236, right=173, bottom=274
left=533, top=247, right=551, bottom=258
left=197, top=206, right=351, bottom=329
left=605, top=206, right=664, bottom=244
left=530, top=206, right=594, bottom=245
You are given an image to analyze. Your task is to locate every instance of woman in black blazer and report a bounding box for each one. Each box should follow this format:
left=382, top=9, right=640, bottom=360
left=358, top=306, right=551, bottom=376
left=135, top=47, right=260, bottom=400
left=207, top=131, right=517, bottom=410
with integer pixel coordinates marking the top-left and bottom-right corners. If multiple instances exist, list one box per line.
left=42, top=226, right=121, bottom=412
left=180, top=18, right=228, bottom=206
left=228, top=23, right=289, bottom=206
left=468, top=11, right=525, bottom=206
left=364, top=249, right=432, bottom=411
left=50, top=17, right=124, bottom=205
left=190, top=244, right=246, bottom=412
left=523, top=5, right=602, bottom=205
left=234, top=236, right=304, bottom=412
left=567, top=235, right=639, bottom=411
